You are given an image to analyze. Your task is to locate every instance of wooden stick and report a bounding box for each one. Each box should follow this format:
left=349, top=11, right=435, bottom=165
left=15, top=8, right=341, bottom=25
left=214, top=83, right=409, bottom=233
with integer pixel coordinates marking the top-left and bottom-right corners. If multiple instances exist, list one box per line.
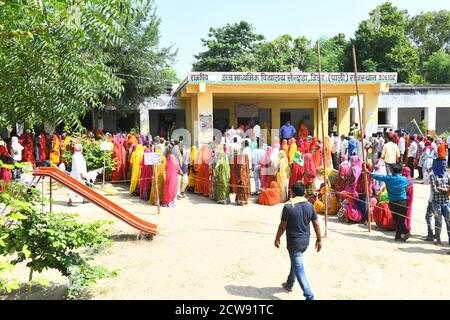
left=154, top=164, right=160, bottom=214
left=352, top=45, right=371, bottom=232
left=317, top=42, right=328, bottom=238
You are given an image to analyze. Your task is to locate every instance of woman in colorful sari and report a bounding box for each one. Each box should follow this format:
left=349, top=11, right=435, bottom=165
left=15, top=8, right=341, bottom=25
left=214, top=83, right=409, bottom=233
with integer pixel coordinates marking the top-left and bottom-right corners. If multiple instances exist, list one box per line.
left=188, top=145, right=198, bottom=192
left=297, top=138, right=308, bottom=155
left=49, top=134, right=61, bottom=166
left=150, top=150, right=166, bottom=205
left=288, top=138, right=297, bottom=163
left=0, top=145, right=13, bottom=189
left=235, top=152, right=251, bottom=205
left=276, top=150, right=289, bottom=202
left=162, top=150, right=181, bottom=207
left=214, top=149, right=231, bottom=204
left=402, top=167, right=413, bottom=233
left=139, top=147, right=153, bottom=200
left=289, top=151, right=305, bottom=190
left=260, top=146, right=274, bottom=189
left=303, top=153, right=317, bottom=196
left=230, top=150, right=239, bottom=194
left=19, top=131, right=35, bottom=166
left=337, top=155, right=354, bottom=194
left=323, top=136, right=332, bottom=168
left=129, top=144, right=144, bottom=194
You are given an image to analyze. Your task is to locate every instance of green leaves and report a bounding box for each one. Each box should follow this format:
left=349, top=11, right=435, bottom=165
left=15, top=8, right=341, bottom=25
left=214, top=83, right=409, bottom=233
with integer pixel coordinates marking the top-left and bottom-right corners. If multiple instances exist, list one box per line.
left=0, top=166, right=116, bottom=297
left=0, top=0, right=132, bottom=128
left=423, top=49, right=450, bottom=84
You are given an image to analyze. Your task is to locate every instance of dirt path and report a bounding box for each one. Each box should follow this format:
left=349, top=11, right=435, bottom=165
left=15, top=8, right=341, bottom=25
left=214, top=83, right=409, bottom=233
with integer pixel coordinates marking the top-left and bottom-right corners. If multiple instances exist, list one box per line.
left=5, top=180, right=450, bottom=300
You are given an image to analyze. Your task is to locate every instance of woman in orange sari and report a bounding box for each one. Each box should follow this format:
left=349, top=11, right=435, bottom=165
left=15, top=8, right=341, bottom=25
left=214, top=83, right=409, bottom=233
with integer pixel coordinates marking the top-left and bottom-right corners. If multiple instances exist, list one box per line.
left=298, top=122, right=309, bottom=140
left=236, top=153, right=250, bottom=205
left=310, top=138, right=322, bottom=168
left=281, top=139, right=289, bottom=156
left=230, top=150, right=239, bottom=194
left=194, top=146, right=205, bottom=194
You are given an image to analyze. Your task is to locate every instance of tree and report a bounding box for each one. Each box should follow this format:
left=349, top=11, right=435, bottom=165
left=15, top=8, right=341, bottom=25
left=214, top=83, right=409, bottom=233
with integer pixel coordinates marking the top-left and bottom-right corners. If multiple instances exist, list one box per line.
left=0, top=0, right=132, bottom=129
left=106, top=0, right=178, bottom=113
left=351, top=2, right=420, bottom=83
left=0, top=174, right=116, bottom=298
left=305, top=34, right=350, bottom=72
left=408, top=10, right=450, bottom=63
left=192, top=21, right=264, bottom=71
left=255, top=35, right=311, bottom=72
left=423, top=49, right=450, bottom=84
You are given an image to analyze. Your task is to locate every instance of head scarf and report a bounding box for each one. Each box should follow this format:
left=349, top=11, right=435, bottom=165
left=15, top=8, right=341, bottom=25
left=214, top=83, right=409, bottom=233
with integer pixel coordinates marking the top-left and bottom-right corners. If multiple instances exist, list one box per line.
left=292, top=151, right=304, bottom=167
left=351, top=155, right=362, bottom=183
left=432, top=159, right=446, bottom=178
left=304, top=153, right=316, bottom=179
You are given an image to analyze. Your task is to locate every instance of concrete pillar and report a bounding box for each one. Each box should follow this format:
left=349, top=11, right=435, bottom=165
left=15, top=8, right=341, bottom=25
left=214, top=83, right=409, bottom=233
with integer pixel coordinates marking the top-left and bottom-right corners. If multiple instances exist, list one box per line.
left=363, top=93, right=379, bottom=137
left=272, top=107, right=280, bottom=131
left=139, top=104, right=150, bottom=135
left=196, top=91, right=213, bottom=145
left=185, top=99, right=192, bottom=133
left=425, top=106, right=436, bottom=135
left=190, top=96, right=199, bottom=146
left=337, top=95, right=351, bottom=136
left=317, top=98, right=329, bottom=139
left=387, top=106, right=398, bottom=129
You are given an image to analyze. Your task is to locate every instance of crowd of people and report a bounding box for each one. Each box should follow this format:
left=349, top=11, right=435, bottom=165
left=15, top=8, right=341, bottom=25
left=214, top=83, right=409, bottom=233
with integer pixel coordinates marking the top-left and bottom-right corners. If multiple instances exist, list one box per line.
left=1, top=121, right=449, bottom=251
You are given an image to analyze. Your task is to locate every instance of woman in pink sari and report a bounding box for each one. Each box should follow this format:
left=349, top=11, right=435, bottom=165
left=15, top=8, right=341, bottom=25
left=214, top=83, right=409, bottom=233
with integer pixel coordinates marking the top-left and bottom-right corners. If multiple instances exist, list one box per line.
left=162, top=150, right=181, bottom=207
left=260, top=146, right=274, bottom=189
left=402, top=167, right=413, bottom=232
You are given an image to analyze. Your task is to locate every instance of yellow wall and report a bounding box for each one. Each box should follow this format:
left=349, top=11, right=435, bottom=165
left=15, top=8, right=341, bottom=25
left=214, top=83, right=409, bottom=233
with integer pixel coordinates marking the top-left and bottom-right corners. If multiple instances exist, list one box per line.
left=337, top=95, right=351, bottom=136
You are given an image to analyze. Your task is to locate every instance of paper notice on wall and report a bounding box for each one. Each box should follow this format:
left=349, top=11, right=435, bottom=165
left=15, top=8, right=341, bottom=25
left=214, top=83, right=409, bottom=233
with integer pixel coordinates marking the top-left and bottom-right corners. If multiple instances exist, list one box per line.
left=199, top=114, right=213, bottom=130
left=235, top=104, right=258, bottom=118
left=144, top=152, right=162, bottom=165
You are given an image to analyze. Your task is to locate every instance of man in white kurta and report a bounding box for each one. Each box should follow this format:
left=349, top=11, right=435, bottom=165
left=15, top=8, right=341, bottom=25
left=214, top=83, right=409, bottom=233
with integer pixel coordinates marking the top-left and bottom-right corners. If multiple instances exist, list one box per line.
left=68, top=144, right=87, bottom=206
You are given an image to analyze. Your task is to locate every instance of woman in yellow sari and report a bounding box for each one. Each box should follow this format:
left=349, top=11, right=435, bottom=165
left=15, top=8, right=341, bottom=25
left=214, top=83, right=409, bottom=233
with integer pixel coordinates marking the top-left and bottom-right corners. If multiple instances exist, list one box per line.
left=288, top=138, right=297, bottom=163
left=276, top=150, right=289, bottom=202
left=188, top=145, right=198, bottom=191
left=49, top=134, right=61, bottom=166
left=129, top=144, right=144, bottom=193
left=150, top=149, right=166, bottom=205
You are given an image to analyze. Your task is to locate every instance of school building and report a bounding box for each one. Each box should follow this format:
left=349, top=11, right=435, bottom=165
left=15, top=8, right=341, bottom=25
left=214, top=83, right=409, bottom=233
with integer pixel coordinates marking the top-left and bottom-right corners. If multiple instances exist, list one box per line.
left=139, top=72, right=398, bottom=145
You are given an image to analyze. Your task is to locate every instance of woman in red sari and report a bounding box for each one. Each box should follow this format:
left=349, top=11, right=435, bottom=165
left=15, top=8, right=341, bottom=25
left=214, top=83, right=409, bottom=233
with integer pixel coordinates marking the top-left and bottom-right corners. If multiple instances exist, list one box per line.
left=0, top=145, right=12, bottom=190
left=201, top=147, right=211, bottom=197
left=289, top=151, right=305, bottom=190
left=139, top=147, right=154, bottom=200
left=38, top=133, right=47, bottom=162
left=112, top=134, right=126, bottom=182
left=19, top=131, right=35, bottom=166
left=303, top=153, right=317, bottom=196
left=297, top=122, right=309, bottom=141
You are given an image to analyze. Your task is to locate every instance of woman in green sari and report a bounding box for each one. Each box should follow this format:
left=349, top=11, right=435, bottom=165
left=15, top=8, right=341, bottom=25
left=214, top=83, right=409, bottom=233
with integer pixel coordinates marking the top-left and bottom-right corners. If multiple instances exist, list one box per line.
left=214, top=150, right=231, bottom=204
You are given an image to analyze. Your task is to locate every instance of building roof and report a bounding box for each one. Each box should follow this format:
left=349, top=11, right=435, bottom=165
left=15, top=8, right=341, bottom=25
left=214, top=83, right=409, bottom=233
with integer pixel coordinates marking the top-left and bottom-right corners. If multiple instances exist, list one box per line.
left=389, top=84, right=450, bottom=92
left=175, top=71, right=398, bottom=95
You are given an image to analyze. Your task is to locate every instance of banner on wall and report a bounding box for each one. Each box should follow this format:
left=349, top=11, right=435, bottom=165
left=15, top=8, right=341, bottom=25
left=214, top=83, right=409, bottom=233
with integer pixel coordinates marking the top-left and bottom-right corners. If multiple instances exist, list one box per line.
left=235, top=104, right=258, bottom=118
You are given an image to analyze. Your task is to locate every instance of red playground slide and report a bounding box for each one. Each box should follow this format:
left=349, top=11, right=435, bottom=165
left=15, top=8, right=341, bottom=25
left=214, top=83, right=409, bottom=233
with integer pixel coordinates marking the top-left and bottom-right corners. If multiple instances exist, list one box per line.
left=33, top=167, right=157, bottom=235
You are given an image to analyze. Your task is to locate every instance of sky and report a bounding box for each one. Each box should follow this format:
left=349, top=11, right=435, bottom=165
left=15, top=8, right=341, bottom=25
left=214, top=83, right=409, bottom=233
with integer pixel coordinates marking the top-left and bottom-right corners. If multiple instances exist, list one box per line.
left=154, top=0, right=450, bottom=79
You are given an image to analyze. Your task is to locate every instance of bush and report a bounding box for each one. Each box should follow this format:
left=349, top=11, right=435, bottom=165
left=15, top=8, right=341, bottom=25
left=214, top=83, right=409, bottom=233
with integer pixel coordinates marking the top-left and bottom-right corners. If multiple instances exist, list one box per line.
left=0, top=169, right=117, bottom=298
left=63, top=138, right=117, bottom=174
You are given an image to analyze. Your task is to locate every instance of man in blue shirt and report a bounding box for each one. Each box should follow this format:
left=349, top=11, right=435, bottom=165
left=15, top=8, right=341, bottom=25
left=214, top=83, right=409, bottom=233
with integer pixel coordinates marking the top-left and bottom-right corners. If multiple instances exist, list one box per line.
left=367, top=163, right=410, bottom=241
left=274, top=183, right=322, bottom=300
left=279, top=121, right=296, bottom=141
